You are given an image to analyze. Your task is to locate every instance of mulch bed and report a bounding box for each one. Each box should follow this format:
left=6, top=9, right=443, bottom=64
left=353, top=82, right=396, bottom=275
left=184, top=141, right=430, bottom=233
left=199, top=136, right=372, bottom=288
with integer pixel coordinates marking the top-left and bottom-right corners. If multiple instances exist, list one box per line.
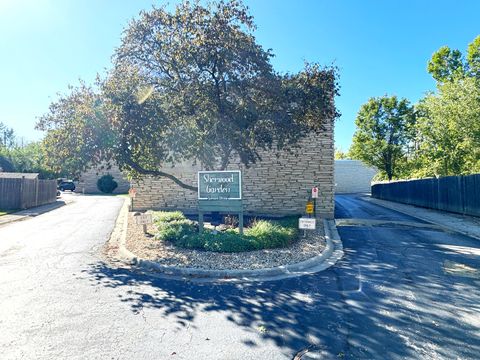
left=125, top=212, right=326, bottom=270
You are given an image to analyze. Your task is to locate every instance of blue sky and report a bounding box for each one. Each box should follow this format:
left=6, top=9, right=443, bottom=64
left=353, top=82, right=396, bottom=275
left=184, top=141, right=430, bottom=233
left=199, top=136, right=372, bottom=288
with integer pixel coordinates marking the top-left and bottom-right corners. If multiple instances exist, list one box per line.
left=1, top=0, right=479, bottom=150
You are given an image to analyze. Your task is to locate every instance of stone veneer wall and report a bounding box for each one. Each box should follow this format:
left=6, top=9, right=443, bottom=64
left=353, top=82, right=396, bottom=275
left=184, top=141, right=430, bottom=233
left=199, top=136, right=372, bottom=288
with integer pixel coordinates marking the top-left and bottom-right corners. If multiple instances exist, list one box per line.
left=334, top=160, right=377, bottom=194
left=76, top=163, right=130, bottom=194
left=132, top=126, right=335, bottom=218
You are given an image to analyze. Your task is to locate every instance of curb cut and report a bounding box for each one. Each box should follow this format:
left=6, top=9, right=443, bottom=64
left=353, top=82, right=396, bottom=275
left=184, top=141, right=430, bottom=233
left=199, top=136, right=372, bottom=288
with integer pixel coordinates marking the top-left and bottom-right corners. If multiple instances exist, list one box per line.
left=113, top=199, right=344, bottom=282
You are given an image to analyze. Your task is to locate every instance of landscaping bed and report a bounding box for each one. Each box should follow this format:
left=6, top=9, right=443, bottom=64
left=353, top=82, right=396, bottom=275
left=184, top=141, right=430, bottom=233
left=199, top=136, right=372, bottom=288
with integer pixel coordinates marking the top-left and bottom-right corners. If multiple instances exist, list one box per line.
left=125, top=211, right=326, bottom=270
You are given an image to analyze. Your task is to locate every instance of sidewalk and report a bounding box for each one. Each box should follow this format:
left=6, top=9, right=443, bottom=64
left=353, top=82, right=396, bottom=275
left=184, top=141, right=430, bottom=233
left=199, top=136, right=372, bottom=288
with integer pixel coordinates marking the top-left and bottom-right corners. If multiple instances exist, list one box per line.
left=362, top=195, right=480, bottom=240
left=0, top=200, right=67, bottom=227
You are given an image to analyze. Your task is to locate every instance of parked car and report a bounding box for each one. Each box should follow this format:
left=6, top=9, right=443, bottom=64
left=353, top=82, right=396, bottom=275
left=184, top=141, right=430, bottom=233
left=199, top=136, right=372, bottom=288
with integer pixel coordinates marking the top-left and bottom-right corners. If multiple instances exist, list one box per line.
left=57, top=180, right=75, bottom=192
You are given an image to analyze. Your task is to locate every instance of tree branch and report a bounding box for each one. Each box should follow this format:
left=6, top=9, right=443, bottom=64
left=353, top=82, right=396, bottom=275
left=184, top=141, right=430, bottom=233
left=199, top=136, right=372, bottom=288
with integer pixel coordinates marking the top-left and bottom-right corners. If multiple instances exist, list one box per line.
left=123, top=155, right=198, bottom=192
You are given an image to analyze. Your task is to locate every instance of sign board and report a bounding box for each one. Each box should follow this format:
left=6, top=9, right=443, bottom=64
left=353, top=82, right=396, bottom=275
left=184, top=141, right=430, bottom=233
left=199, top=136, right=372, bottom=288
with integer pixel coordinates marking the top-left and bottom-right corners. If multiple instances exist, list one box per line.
left=306, top=201, right=314, bottom=214
left=311, top=187, right=319, bottom=199
left=198, top=171, right=241, bottom=200
left=134, top=213, right=152, bottom=225
left=197, top=170, right=244, bottom=234
left=299, top=218, right=316, bottom=230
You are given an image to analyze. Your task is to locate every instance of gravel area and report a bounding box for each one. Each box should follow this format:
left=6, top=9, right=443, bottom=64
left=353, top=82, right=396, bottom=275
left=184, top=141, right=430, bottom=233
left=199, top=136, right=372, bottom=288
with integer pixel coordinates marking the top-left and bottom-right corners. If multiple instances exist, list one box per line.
left=125, top=212, right=326, bottom=270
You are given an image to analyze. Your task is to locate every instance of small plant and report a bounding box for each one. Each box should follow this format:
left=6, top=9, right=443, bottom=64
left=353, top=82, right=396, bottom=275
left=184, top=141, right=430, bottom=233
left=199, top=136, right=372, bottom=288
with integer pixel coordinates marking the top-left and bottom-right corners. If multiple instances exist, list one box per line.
left=97, top=174, right=118, bottom=193
left=153, top=211, right=186, bottom=223
left=223, top=214, right=239, bottom=228
left=245, top=219, right=297, bottom=249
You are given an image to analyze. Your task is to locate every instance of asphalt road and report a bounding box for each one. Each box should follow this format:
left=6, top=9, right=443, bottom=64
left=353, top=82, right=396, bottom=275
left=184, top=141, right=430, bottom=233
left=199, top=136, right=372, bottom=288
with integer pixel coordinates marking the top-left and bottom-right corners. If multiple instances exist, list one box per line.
left=0, top=194, right=479, bottom=359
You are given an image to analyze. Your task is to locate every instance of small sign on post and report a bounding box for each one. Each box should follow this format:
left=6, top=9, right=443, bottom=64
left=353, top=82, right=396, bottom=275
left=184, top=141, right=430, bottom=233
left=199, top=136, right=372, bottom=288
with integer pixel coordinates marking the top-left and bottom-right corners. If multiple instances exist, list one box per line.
left=306, top=201, right=314, bottom=215
left=197, top=170, right=243, bottom=234
left=299, top=218, right=316, bottom=230
left=311, top=187, right=319, bottom=199
left=134, top=213, right=152, bottom=234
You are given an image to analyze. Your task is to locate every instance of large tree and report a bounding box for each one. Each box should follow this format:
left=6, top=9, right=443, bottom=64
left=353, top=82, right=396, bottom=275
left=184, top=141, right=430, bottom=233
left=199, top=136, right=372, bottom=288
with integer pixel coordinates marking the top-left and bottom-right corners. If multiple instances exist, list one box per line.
left=427, top=35, right=480, bottom=82
left=39, top=0, right=339, bottom=190
left=413, top=35, right=480, bottom=177
left=36, top=82, right=117, bottom=178
left=350, top=96, right=416, bottom=180
left=415, top=77, right=480, bottom=176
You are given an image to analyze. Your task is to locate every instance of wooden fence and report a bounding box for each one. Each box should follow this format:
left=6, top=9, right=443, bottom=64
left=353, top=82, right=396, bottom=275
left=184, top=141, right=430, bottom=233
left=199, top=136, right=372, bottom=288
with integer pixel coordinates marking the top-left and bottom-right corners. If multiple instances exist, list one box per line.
left=0, top=178, right=57, bottom=210
left=371, top=174, right=480, bottom=217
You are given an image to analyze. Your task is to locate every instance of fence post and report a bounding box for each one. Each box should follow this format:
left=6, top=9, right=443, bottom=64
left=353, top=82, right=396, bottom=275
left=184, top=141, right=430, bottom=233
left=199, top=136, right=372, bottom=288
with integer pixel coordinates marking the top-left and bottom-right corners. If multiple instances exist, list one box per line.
left=35, top=178, right=40, bottom=207
left=20, top=176, right=26, bottom=209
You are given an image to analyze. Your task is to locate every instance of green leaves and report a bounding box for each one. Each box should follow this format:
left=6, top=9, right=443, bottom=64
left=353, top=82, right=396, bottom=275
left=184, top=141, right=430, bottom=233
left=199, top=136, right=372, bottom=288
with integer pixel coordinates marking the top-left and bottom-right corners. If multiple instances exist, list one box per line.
left=36, top=82, right=117, bottom=178
left=427, top=35, right=480, bottom=82
left=354, top=35, right=480, bottom=181
left=415, top=77, right=480, bottom=176
left=37, top=1, right=339, bottom=189
left=105, top=1, right=339, bottom=186
left=350, top=96, right=416, bottom=180
left=466, top=35, right=480, bottom=78
left=427, top=46, right=464, bottom=83
left=0, top=122, right=15, bottom=148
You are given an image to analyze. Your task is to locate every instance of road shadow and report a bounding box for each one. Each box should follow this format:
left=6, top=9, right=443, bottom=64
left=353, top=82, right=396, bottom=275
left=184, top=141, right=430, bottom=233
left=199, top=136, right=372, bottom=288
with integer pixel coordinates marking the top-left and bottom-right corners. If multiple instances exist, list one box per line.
left=84, top=261, right=350, bottom=358
left=334, top=223, right=480, bottom=359
left=81, top=200, right=480, bottom=359
left=80, top=254, right=479, bottom=359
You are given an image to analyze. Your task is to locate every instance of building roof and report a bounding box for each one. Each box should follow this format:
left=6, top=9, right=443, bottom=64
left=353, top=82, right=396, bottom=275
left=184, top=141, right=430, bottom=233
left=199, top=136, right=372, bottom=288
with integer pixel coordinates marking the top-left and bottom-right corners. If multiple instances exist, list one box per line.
left=0, top=172, right=39, bottom=179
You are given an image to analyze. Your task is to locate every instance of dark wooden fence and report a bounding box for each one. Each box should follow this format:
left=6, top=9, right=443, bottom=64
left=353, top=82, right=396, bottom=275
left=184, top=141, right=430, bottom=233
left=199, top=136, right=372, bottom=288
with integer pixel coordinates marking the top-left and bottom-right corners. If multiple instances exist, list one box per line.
left=371, top=174, right=480, bottom=217
left=0, top=178, right=57, bottom=210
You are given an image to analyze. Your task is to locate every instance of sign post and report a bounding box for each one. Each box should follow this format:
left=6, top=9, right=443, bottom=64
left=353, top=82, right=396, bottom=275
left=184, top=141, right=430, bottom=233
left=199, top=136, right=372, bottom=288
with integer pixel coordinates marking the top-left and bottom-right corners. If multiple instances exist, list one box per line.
left=301, top=189, right=318, bottom=237
left=311, top=186, right=318, bottom=216
left=129, top=187, right=137, bottom=211
left=134, top=212, right=152, bottom=234
left=197, top=170, right=243, bottom=234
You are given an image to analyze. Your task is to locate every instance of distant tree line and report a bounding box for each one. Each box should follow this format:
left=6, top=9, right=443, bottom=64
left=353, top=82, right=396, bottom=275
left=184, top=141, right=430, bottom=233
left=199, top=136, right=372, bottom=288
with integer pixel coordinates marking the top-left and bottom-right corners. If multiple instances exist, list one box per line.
left=0, top=122, right=55, bottom=178
left=348, top=35, right=480, bottom=180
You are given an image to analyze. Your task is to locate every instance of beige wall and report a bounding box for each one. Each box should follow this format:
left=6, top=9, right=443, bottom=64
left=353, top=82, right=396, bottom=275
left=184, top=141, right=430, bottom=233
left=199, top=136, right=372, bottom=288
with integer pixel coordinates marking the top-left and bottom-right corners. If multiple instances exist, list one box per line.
left=334, top=160, right=377, bottom=194
left=76, top=163, right=130, bottom=194
left=132, top=126, right=335, bottom=218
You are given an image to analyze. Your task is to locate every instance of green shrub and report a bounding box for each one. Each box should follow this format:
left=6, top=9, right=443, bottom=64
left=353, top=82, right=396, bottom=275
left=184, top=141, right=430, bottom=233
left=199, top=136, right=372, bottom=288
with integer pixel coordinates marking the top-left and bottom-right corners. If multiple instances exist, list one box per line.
left=97, top=174, right=118, bottom=193
left=155, top=219, right=197, bottom=242
left=153, top=211, right=299, bottom=253
left=152, top=211, right=186, bottom=223
left=187, top=231, right=258, bottom=252
left=245, top=219, right=297, bottom=249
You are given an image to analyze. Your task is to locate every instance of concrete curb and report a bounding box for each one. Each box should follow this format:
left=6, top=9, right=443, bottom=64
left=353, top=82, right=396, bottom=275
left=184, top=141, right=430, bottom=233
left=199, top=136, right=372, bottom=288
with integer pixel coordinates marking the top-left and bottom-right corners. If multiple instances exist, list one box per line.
left=112, top=198, right=344, bottom=281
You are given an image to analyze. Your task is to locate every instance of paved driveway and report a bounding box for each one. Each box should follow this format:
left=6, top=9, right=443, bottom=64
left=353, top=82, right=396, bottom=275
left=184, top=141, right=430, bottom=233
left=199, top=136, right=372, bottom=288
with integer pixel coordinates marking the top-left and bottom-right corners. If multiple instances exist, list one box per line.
left=0, top=194, right=479, bottom=359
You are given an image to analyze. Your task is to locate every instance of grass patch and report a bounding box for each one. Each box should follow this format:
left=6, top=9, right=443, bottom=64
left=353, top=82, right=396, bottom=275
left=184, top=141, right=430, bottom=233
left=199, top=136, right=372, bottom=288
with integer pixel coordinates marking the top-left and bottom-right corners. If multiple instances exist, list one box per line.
left=0, top=209, right=14, bottom=216
left=152, top=211, right=299, bottom=253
